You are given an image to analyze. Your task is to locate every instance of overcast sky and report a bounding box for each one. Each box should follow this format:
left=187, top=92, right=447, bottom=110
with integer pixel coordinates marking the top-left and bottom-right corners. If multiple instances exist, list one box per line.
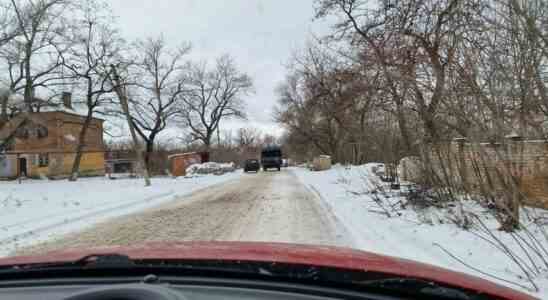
left=108, top=0, right=330, bottom=138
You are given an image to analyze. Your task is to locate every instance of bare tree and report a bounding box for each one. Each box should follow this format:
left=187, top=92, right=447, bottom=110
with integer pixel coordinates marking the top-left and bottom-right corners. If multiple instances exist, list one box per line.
left=63, top=0, right=121, bottom=181
left=275, top=41, right=385, bottom=163
left=0, top=1, right=21, bottom=124
left=275, top=71, right=332, bottom=156
left=0, top=1, right=19, bottom=46
left=5, top=0, right=70, bottom=112
left=178, top=54, right=252, bottom=150
left=128, top=35, right=191, bottom=171
left=308, top=0, right=544, bottom=232
left=236, top=127, right=260, bottom=147
left=505, top=0, right=548, bottom=135
left=315, top=0, right=416, bottom=153
left=236, top=127, right=261, bottom=160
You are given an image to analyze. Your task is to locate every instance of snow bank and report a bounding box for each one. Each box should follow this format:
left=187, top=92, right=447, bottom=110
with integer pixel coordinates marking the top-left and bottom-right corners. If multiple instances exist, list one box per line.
left=292, top=164, right=548, bottom=298
left=186, top=162, right=236, bottom=175
left=0, top=172, right=241, bottom=257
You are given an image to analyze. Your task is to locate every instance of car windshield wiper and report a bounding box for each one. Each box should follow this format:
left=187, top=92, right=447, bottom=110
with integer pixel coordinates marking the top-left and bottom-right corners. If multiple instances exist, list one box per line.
left=0, top=254, right=136, bottom=272
left=0, top=254, right=271, bottom=277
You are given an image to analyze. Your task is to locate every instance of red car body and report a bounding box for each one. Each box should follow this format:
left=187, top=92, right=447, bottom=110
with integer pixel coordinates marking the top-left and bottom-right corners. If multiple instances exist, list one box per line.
left=0, top=241, right=537, bottom=300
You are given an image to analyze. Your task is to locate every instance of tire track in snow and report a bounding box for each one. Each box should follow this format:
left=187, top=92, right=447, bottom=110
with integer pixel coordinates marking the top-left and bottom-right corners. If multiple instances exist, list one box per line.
left=0, top=191, right=174, bottom=247
left=304, top=183, right=356, bottom=248
left=0, top=197, right=146, bottom=231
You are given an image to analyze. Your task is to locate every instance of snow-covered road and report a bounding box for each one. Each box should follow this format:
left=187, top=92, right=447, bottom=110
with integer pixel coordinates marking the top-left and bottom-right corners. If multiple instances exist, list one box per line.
left=8, top=166, right=545, bottom=297
left=18, top=170, right=349, bottom=254
left=0, top=173, right=241, bottom=256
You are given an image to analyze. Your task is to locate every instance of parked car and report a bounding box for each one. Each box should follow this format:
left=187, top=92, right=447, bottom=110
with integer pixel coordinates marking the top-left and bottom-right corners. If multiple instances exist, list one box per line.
left=261, top=145, right=282, bottom=171
left=243, top=159, right=260, bottom=172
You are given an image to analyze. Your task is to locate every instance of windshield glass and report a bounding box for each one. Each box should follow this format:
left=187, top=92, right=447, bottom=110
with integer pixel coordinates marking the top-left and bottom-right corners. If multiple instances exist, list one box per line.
left=0, top=0, right=547, bottom=298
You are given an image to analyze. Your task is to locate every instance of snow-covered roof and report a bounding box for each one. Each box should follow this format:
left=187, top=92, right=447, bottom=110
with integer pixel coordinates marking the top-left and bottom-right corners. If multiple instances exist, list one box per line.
left=168, top=152, right=200, bottom=160
left=504, top=132, right=521, bottom=139
left=1, top=91, right=90, bottom=118
left=41, top=106, right=90, bottom=117
left=7, top=93, right=23, bottom=106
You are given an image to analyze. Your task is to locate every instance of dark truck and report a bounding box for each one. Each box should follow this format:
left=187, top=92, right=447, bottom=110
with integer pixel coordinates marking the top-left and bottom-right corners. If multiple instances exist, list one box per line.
left=261, top=145, right=282, bottom=171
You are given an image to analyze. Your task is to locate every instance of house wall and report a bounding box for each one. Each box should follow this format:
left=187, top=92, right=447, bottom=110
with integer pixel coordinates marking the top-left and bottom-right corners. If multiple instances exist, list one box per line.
left=9, top=117, right=57, bottom=152
left=12, top=112, right=104, bottom=153
left=56, top=152, right=105, bottom=177
left=0, top=155, right=16, bottom=177
left=2, top=111, right=106, bottom=179
left=0, top=154, right=40, bottom=178
left=30, top=152, right=105, bottom=178
left=57, top=113, right=104, bottom=152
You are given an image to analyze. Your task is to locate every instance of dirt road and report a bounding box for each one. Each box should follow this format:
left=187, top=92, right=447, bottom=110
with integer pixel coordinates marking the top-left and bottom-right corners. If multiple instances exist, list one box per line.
left=22, top=170, right=346, bottom=254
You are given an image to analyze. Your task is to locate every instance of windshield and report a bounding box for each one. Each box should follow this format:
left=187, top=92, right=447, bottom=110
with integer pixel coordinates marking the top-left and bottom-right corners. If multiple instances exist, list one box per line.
left=262, top=150, right=282, bottom=158
left=0, top=0, right=547, bottom=299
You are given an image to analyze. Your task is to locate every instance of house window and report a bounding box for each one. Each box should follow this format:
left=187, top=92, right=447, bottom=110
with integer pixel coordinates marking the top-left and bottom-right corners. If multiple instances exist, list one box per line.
left=38, top=154, right=49, bottom=167
left=15, top=127, right=29, bottom=139
left=37, top=126, right=48, bottom=139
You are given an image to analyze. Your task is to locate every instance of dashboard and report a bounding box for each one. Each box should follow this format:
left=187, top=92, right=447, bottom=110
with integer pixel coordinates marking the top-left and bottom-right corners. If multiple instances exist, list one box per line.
left=0, top=276, right=408, bottom=300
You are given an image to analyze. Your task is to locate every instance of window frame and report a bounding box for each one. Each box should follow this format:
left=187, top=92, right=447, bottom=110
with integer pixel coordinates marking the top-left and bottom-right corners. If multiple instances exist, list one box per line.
left=38, top=153, right=49, bottom=168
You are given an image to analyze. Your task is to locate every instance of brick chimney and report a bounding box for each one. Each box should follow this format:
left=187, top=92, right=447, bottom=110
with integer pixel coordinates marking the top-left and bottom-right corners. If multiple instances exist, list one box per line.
left=62, top=92, right=72, bottom=109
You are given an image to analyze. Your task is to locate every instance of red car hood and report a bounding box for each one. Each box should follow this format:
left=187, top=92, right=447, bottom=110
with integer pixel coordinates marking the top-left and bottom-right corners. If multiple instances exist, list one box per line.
left=0, top=241, right=536, bottom=300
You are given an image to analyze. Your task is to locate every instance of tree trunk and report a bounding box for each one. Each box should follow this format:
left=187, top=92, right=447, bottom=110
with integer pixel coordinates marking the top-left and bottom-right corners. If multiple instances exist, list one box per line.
left=111, top=66, right=151, bottom=187
left=499, top=188, right=521, bottom=232
left=124, top=103, right=151, bottom=186
left=24, top=84, right=33, bottom=113
left=500, top=140, right=522, bottom=231
left=145, top=138, right=154, bottom=174
left=204, top=139, right=211, bottom=152
left=0, top=94, right=8, bottom=126
left=217, top=123, right=221, bottom=146
left=24, top=47, right=33, bottom=113
left=69, top=109, right=93, bottom=181
left=204, top=130, right=213, bottom=151
left=396, top=100, right=413, bottom=154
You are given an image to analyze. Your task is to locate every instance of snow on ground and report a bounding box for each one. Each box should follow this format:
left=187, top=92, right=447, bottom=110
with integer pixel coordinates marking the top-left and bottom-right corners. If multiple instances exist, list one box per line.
left=292, top=164, right=548, bottom=299
left=0, top=172, right=241, bottom=257
left=186, top=162, right=236, bottom=175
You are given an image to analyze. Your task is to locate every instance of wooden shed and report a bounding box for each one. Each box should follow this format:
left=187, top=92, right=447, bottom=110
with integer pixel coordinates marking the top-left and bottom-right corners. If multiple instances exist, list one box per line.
left=169, top=152, right=208, bottom=177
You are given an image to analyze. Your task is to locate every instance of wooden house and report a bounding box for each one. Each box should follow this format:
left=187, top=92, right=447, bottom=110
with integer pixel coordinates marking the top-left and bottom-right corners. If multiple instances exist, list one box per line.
left=0, top=99, right=105, bottom=179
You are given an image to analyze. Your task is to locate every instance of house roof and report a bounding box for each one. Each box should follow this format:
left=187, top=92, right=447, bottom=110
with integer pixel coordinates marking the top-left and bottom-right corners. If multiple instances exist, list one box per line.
left=3, top=90, right=104, bottom=120
left=39, top=106, right=93, bottom=118
left=37, top=109, right=106, bottom=122
left=0, top=110, right=104, bottom=151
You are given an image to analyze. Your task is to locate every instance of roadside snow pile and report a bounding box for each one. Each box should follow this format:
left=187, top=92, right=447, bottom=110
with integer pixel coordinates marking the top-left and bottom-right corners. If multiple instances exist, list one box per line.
left=0, top=172, right=241, bottom=257
left=186, top=162, right=236, bottom=175
left=292, top=164, right=548, bottom=298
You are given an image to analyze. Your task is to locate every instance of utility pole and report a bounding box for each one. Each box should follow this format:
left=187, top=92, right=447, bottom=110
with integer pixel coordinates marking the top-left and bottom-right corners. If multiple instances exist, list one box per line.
left=110, top=65, right=151, bottom=187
